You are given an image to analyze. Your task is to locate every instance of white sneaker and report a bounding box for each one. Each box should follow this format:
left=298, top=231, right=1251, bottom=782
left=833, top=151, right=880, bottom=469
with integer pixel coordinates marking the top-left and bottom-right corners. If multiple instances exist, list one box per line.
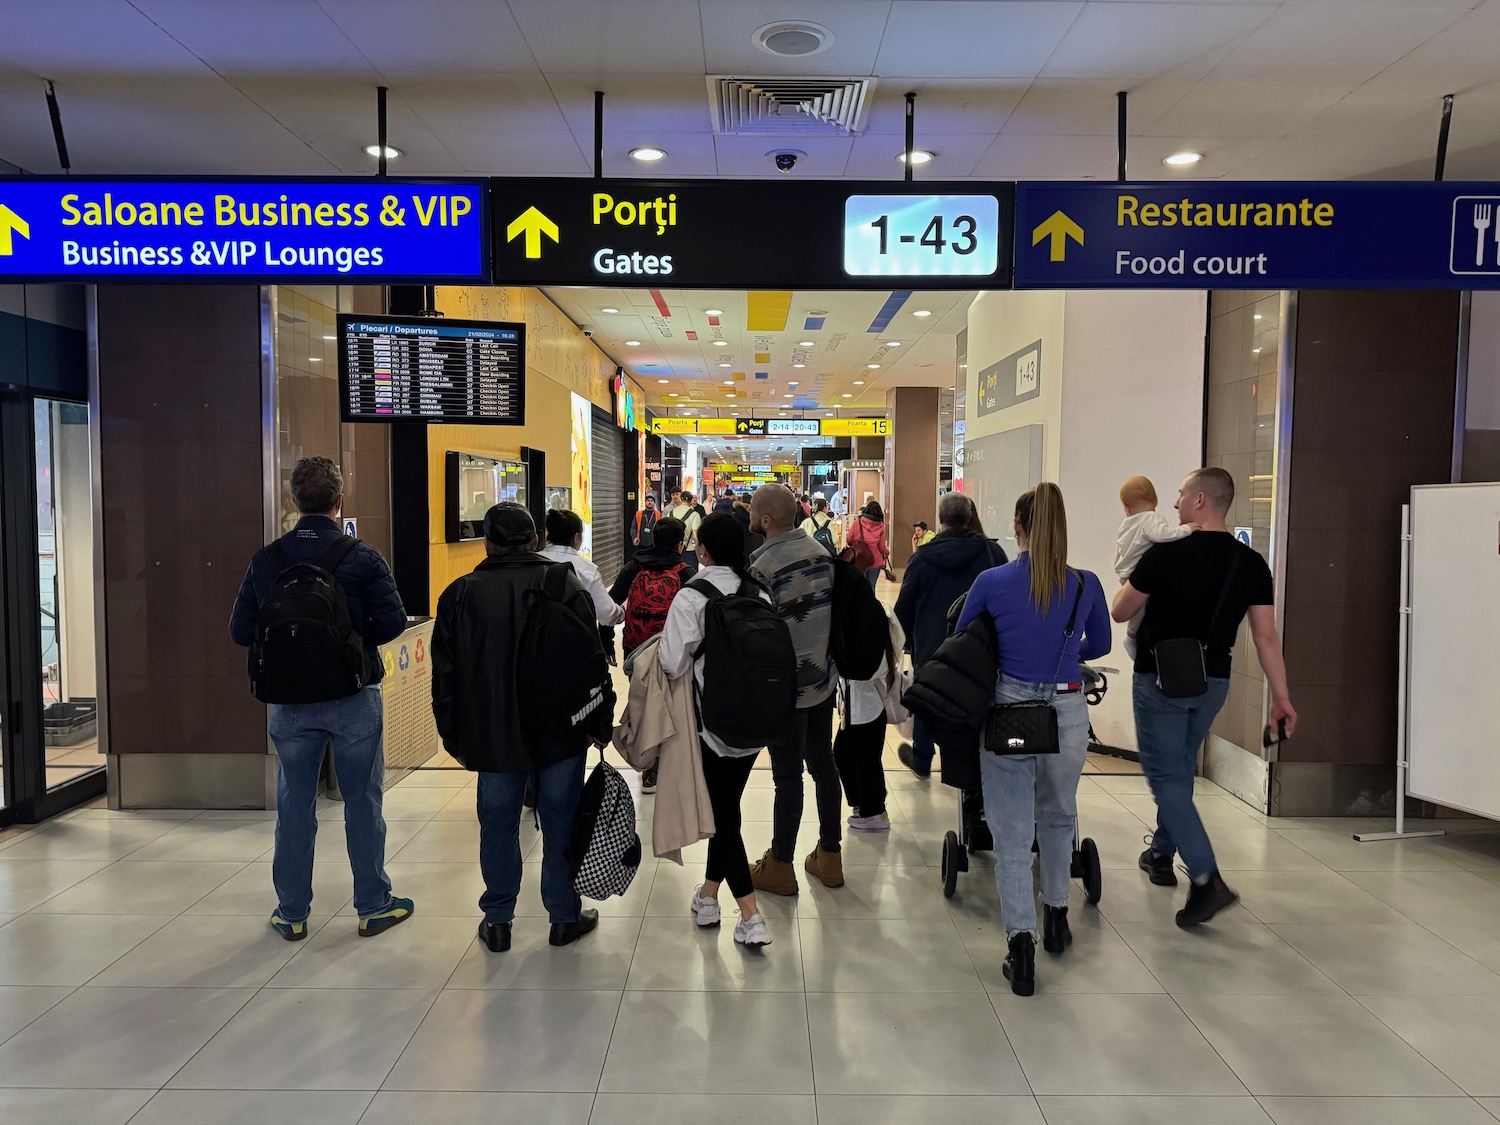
left=848, top=812, right=891, bottom=831
left=734, top=912, right=772, bottom=947
left=690, top=885, right=721, bottom=927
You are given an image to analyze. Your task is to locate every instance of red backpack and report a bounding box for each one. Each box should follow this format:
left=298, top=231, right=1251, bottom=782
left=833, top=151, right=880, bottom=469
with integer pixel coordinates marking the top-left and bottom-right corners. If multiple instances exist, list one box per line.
left=623, top=564, right=688, bottom=654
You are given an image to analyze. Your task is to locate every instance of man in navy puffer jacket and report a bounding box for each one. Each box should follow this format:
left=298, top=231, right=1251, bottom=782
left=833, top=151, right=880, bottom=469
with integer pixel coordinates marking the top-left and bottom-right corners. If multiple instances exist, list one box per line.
left=230, top=456, right=411, bottom=943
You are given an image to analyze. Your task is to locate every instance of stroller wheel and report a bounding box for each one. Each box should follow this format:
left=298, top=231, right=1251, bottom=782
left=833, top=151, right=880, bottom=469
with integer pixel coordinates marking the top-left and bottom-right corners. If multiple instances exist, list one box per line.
left=1080, top=837, right=1103, bottom=906
left=942, top=831, right=961, bottom=898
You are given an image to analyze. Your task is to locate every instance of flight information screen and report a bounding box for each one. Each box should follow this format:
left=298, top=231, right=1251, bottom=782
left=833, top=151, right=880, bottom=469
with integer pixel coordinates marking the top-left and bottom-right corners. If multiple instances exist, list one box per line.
left=338, top=314, right=526, bottom=425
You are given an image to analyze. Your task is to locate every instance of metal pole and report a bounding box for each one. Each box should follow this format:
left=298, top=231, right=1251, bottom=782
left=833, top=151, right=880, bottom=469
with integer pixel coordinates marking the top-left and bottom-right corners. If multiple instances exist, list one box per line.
left=594, top=91, right=604, bottom=180
left=904, top=92, right=915, bottom=182
left=1116, top=91, right=1127, bottom=182
left=1434, top=94, right=1455, bottom=182
left=44, top=80, right=70, bottom=173
left=1355, top=504, right=1444, bottom=843
left=376, top=86, right=388, bottom=177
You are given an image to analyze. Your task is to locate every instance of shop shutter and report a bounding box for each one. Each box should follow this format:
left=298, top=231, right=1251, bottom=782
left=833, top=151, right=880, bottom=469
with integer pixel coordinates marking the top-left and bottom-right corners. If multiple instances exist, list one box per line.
left=591, top=407, right=625, bottom=587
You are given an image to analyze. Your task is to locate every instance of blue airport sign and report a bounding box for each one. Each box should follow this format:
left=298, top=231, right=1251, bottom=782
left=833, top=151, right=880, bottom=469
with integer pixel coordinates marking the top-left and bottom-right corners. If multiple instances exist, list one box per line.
left=1014, top=181, right=1500, bottom=290
left=0, top=178, right=488, bottom=282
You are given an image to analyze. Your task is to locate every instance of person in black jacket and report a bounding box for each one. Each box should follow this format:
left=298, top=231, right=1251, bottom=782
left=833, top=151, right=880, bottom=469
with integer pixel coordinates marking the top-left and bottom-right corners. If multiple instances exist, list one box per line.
left=893, top=492, right=1008, bottom=778
left=431, top=503, right=613, bottom=954
left=229, top=456, right=412, bottom=943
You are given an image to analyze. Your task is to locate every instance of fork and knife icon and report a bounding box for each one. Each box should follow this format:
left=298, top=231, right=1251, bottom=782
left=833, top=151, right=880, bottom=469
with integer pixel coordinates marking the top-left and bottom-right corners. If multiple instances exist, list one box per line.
left=1473, top=203, right=1499, bottom=267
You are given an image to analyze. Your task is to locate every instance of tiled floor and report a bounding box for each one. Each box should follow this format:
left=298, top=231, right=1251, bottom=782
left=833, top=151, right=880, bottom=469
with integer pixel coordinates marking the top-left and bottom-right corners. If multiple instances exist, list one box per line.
left=1, top=762, right=1500, bottom=1124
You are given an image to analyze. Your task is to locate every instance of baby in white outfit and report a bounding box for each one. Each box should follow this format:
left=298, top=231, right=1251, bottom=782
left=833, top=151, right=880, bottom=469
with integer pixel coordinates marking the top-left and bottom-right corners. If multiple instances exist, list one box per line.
left=1115, top=475, right=1194, bottom=659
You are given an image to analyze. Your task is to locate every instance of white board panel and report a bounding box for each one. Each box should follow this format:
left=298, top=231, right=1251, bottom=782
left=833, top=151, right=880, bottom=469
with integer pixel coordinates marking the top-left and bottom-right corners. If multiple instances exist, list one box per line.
left=1406, top=483, right=1500, bottom=822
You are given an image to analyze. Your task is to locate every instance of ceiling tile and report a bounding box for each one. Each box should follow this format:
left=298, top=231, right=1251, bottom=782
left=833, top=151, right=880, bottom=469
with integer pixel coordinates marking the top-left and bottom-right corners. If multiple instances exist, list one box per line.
left=1124, top=135, right=1279, bottom=179
left=1372, top=0, right=1500, bottom=95
left=131, top=0, right=375, bottom=73
left=591, top=132, right=721, bottom=177
left=862, top=79, right=1027, bottom=136
left=548, top=74, right=715, bottom=135
left=1144, top=81, right=1354, bottom=139
left=712, top=134, right=854, bottom=177
left=1207, top=6, right=1468, bottom=84
left=391, top=74, right=568, bottom=133
left=1001, top=80, right=1190, bottom=136
left=0, top=1, right=202, bottom=73
left=843, top=131, right=994, bottom=177
left=973, top=133, right=1116, bottom=179
left=1039, top=2, right=1276, bottom=81
left=444, top=129, right=588, bottom=175
left=875, top=1, right=1085, bottom=79
left=507, top=0, right=705, bottom=75
left=316, top=0, right=538, bottom=73
left=700, top=0, right=891, bottom=76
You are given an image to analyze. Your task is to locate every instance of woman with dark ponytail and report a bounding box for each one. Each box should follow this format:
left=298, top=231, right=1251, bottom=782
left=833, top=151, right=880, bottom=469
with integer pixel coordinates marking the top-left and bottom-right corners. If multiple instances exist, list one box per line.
left=954, top=483, right=1111, bottom=996
left=539, top=509, right=624, bottom=629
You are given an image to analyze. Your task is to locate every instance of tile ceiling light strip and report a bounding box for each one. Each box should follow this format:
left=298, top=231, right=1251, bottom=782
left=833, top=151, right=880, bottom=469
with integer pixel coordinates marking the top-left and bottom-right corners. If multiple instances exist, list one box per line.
left=867, top=291, right=912, bottom=334
left=747, top=291, right=792, bottom=332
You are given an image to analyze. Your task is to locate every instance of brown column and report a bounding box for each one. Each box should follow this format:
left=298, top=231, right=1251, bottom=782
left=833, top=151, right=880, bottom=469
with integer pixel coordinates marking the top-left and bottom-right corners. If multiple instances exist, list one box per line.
left=886, top=387, right=940, bottom=568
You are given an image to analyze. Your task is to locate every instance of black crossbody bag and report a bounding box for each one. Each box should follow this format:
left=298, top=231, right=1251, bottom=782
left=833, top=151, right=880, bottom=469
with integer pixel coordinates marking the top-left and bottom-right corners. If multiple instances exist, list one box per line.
left=1153, top=554, right=1240, bottom=699
left=984, top=573, right=1085, bottom=757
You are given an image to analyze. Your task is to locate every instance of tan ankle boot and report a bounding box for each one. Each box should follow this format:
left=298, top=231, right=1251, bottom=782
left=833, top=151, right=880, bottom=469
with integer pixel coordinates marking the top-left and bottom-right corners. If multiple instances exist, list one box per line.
left=749, top=848, right=799, bottom=896
left=805, top=843, right=845, bottom=888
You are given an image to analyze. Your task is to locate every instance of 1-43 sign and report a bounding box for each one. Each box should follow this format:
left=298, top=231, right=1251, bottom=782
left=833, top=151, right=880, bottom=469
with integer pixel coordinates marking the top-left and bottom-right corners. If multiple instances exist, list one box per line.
left=844, top=195, right=1001, bottom=278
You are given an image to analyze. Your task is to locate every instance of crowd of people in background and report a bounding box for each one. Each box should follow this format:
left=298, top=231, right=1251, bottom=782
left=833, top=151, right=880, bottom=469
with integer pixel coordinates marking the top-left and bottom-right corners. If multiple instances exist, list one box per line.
left=233, top=461, right=1295, bottom=997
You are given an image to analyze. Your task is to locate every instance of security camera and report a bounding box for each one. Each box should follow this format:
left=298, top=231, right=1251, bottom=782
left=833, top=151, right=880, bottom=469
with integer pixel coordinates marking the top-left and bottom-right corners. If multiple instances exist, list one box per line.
left=581, top=327, right=595, bottom=338
left=772, top=151, right=802, bottom=174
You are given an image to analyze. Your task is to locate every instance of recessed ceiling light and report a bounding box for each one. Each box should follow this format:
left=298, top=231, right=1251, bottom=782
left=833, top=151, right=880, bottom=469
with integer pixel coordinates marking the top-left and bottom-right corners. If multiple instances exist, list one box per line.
left=842, top=393, right=853, bottom=398
left=866, top=363, right=881, bottom=369
left=726, top=393, right=736, bottom=399
left=792, top=363, right=806, bottom=369
left=625, top=340, right=641, bottom=346
left=364, top=144, right=401, bottom=159
left=913, top=309, right=932, bottom=317
left=704, top=308, right=724, bottom=316
left=630, top=146, right=668, bottom=162
left=825, top=412, right=834, bottom=417
left=667, top=393, right=679, bottom=397
left=308, top=357, right=322, bottom=362
left=853, top=380, right=865, bottom=385
left=1254, top=313, right=1264, bottom=320
left=718, top=362, right=732, bottom=368
left=322, top=334, right=336, bottom=340
left=897, top=150, right=935, bottom=165
left=883, top=341, right=901, bottom=347
left=784, top=393, right=794, bottom=398
left=712, top=340, right=729, bottom=347
left=1163, top=151, right=1202, bottom=167
left=723, top=380, right=735, bottom=386
left=601, top=307, right=619, bottom=314
left=657, top=378, right=669, bottom=384
left=788, top=381, right=799, bottom=386
left=798, top=340, right=816, bottom=347
left=1252, top=347, right=1262, bottom=354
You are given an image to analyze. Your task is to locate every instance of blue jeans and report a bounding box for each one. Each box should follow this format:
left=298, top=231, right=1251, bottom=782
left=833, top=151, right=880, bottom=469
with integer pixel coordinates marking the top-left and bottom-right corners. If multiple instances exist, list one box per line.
left=681, top=550, right=699, bottom=575
left=864, top=567, right=882, bottom=591
left=477, top=754, right=586, bottom=925
left=910, top=715, right=935, bottom=775
left=269, top=685, right=392, bottom=922
left=1133, top=673, right=1231, bottom=882
left=980, top=676, right=1090, bottom=939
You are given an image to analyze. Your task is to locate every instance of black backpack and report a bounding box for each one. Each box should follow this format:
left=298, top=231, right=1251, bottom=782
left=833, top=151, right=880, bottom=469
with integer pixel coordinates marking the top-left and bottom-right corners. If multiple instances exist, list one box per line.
left=517, top=563, right=612, bottom=747
left=568, top=757, right=642, bottom=900
left=249, top=538, right=369, bottom=705
left=688, top=578, right=797, bottom=749
left=829, top=556, right=889, bottom=681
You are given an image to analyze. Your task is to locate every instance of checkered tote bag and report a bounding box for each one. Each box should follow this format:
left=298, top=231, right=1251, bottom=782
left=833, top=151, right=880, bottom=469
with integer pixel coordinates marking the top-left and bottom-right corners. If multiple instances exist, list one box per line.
left=567, top=757, right=643, bottom=900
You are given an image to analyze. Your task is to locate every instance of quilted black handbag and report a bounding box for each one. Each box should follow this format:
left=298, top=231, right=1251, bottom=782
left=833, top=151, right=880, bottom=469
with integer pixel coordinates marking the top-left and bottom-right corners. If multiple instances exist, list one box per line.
left=983, top=574, right=1084, bottom=757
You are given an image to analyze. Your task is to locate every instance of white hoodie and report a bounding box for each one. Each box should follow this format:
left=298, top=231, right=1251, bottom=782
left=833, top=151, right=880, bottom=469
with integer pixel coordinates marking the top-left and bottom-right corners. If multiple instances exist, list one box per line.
left=1115, top=509, right=1193, bottom=583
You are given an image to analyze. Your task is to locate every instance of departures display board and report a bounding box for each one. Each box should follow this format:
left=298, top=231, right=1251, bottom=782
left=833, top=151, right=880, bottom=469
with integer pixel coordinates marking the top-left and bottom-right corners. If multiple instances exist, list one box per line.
left=338, top=314, right=525, bottom=425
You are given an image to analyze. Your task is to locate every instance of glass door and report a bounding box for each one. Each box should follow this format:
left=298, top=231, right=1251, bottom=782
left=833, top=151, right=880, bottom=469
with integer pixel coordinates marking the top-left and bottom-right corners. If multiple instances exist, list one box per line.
left=0, top=392, right=103, bottom=825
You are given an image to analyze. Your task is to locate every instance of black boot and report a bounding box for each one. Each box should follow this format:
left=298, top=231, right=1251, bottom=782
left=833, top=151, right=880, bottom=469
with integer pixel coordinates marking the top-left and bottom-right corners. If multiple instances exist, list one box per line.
left=478, top=920, right=512, bottom=953
left=1176, top=873, right=1239, bottom=928
left=549, top=908, right=600, bottom=947
left=1003, top=932, right=1036, bottom=996
left=1042, top=904, right=1072, bottom=955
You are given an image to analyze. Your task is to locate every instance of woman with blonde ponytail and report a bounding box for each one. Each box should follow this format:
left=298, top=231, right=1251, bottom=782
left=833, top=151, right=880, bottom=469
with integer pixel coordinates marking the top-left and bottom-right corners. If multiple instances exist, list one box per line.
left=954, top=483, right=1111, bottom=996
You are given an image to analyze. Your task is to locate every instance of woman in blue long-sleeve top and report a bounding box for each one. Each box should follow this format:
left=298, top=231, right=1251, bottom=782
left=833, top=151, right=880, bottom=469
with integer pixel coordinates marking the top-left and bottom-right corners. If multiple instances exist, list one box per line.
left=956, top=482, right=1111, bottom=997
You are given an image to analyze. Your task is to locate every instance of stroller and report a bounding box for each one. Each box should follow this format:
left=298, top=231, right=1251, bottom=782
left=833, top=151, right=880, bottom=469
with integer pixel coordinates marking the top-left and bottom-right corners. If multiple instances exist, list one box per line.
left=939, top=664, right=1108, bottom=904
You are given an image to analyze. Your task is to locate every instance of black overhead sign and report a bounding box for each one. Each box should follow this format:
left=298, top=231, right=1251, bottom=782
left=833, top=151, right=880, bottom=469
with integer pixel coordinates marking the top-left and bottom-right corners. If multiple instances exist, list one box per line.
left=490, top=178, right=1013, bottom=290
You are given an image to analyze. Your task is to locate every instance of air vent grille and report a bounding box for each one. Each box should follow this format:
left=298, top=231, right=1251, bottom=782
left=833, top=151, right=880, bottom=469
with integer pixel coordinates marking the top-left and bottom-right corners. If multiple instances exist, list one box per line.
left=708, top=76, right=873, bottom=136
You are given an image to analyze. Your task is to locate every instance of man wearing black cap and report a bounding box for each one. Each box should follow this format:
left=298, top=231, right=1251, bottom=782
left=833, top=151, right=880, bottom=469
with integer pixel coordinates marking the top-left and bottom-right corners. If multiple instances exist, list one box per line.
left=431, top=502, right=613, bottom=953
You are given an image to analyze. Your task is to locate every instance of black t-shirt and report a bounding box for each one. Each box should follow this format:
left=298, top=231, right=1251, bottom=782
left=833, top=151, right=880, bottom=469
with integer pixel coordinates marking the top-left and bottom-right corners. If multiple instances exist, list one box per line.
left=1131, top=532, right=1274, bottom=678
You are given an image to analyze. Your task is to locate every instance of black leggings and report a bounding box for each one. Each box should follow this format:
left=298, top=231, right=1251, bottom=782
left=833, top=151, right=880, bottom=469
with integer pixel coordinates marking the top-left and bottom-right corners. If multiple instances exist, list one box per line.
left=701, top=741, right=758, bottom=900
left=834, top=714, right=888, bottom=818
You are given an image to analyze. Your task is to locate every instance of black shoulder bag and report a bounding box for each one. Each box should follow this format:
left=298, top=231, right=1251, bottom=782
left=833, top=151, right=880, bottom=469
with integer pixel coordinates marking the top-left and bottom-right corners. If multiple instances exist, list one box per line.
left=983, top=572, right=1085, bottom=756
left=1153, top=553, right=1240, bottom=698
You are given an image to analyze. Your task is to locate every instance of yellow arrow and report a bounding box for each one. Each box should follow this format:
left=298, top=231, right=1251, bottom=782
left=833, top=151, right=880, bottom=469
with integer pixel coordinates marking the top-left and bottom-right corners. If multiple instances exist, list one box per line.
left=1031, top=209, right=1083, bottom=262
left=0, top=204, right=30, bottom=256
left=505, top=205, right=558, bottom=259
